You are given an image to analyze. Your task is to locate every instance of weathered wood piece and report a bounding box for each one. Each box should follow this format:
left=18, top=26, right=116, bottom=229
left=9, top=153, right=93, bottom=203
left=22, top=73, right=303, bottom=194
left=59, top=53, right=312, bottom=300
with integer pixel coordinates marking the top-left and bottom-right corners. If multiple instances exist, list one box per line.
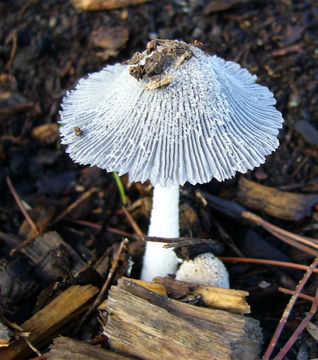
left=20, top=231, right=87, bottom=282
left=0, top=259, right=38, bottom=302
left=102, top=277, right=262, bottom=360
left=71, top=0, right=153, bottom=11
left=0, top=284, right=98, bottom=360
left=152, top=277, right=250, bottom=314
left=129, top=279, right=167, bottom=296
left=47, top=336, right=135, bottom=360
left=237, top=177, right=318, bottom=221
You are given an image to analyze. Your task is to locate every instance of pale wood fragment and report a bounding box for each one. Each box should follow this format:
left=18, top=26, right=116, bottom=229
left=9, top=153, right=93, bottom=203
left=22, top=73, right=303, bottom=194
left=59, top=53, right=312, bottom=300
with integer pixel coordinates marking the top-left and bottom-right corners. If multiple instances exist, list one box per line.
left=194, top=285, right=250, bottom=313
left=0, top=284, right=98, bottom=360
left=47, top=336, right=135, bottom=360
left=130, top=279, right=167, bottom=295
left=154, top=276, right=250, bottom=313
left=102, top=277, right=262, bottom=360
left=71, top=0, right=153, bottom=11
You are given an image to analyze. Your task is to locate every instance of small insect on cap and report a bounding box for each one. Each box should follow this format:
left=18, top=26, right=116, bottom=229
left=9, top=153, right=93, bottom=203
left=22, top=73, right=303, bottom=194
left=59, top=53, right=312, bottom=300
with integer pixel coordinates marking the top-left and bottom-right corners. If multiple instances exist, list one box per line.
left=59, top=39, right=283, bottom=186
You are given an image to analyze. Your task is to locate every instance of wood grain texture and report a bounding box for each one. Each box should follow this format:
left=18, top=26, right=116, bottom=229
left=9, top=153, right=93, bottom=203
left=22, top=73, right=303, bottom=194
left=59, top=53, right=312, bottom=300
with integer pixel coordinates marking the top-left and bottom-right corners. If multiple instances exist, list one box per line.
left=102, top=277, right=262, bottom=360
left=0, top=285, right=98, bottom=360
left=47, top=336, right=135, bottom=360
left=153, top=276, right=250, bottom=313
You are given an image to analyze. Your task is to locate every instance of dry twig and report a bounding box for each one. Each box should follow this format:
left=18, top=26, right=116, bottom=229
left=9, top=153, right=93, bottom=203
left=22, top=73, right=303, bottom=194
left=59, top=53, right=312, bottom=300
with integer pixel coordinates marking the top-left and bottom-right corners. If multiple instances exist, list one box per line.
left=51, top=187, right=97, bottom=225
left=278, top=287, right=315, bottom=302
left=262, top=256, right=318, bottom=360
left=6, top=175, right=40, bottom=236
left=220, top=257, right=318, bottom=274
left=121, top=206, right=144, bottom=236
left=274, top=287, right=318, bottom=359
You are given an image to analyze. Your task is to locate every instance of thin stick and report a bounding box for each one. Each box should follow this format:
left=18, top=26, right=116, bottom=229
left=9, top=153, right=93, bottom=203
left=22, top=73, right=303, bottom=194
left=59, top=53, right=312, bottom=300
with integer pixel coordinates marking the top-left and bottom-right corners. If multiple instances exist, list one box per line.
left=220, top=257, right=318, bottom=274
left=242, top=211, right=318, bottom=256
left=122, top=206, right=144, bottom=236
left=64, top=217, right=103, bottom=230
left=9, top=232, right=39, bottom=256
left=278, top=287, right=315, bottom=302
left=51, top=187, right=97, bottom=225
left=6, top=175, right=40, bottom=235
left=274, top=287, right=318, bottom=360
left=75, top=238, right=129, bottom=332
left=243, top=211, right=318, bottom=247
left=62, top=218, right=136, bottom=239
left=197, top=191, right=318, bottom=255
left=140, top=235, right=217, bottom=249
left=5, top=30, right=17, bottom=71
left=262, top=256, right=318, bottom=360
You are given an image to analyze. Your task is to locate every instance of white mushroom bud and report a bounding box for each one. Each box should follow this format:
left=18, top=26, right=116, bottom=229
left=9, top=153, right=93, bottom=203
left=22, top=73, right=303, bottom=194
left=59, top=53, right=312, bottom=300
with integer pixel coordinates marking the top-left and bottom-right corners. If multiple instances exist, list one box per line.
left=175, top=253, right=230, bottom=288
left=59, top=39, right=284, bottom=282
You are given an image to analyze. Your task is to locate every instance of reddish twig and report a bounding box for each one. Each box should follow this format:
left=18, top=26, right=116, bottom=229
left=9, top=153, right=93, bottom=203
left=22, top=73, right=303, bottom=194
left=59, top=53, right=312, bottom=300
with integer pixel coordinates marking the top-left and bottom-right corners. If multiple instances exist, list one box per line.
left=63, top=217, right=103, bottom=230
left=75, top=238, right=129, bottom=332
left=242, top=211, right=318, bottom=256
left=121, top=206, right=144, bottom=236
left=220, top=257, right=318, bottom=274
left=278, top=287, right=315, bottom=302
left=9, top=233, right=39, bottom=256
left=6, top=175, right=40, bottom=236
left=141, top=235, right=217, bottom=249
left=197, top=191, right=318, bottom=256
left=262, top=256, right=318, bottom=360
left=63, top=217, right=136, bottom=239
left=51, top=187, right=97, bottom=225
left=274, top=287, right=318, bottom=360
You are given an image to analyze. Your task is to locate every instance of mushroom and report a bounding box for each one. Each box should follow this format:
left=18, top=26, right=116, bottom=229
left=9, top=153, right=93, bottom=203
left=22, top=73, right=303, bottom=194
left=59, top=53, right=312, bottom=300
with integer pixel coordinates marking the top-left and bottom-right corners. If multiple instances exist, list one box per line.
left=59, top=39, right=283, bottom=283
left=175, top=252, right=230, bottom=288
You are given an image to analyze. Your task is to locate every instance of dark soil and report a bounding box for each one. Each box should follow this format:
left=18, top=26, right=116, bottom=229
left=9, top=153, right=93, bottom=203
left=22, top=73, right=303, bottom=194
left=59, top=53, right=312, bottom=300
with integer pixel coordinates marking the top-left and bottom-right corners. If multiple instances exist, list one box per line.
left=0, top=0, right=318, bottom=359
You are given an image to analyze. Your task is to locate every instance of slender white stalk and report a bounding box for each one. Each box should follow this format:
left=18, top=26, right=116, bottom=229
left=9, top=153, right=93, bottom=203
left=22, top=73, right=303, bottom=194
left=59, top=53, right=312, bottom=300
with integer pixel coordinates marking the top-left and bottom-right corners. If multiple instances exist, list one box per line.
left=140, top=184, right=180, bottom=281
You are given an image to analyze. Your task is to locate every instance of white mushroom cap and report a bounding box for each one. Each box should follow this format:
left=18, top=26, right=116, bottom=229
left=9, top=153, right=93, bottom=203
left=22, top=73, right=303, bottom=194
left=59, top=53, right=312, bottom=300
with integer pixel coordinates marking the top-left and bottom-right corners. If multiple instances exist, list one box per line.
left=60, top=39, right=283, bottom=187
left=175, top=252, right=230, bottom=288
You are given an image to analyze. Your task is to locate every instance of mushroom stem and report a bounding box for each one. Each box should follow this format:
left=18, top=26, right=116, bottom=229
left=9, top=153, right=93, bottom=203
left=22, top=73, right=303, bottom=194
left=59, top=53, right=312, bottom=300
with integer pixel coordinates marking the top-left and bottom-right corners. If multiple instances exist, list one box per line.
left=140, top=184, right=180, bottom=281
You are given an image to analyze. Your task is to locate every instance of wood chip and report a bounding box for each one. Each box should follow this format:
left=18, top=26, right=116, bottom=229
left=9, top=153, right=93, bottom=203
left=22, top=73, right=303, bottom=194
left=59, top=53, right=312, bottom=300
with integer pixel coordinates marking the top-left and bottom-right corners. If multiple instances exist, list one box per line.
left=90, top=26, right=129, bottom=60
left=153, top=277, right=250, bottom=314
left=71, top=0, right=153, bottom=11
left=238, top=177, right=318, bottom=221
left=47, top=336, right=135, bottom=360
left=144, top=75, right=173, bottom=90
left=128, top=279, right=167, bottom=296
left=31, top=123, right=59, bottom=145
left=90, top=26, right=129, bottom=50
left=0, top=284, right=99, bottom=360
left=20, top=231, right=87, bottom=282
left=101, top=277, right=262, bottom=360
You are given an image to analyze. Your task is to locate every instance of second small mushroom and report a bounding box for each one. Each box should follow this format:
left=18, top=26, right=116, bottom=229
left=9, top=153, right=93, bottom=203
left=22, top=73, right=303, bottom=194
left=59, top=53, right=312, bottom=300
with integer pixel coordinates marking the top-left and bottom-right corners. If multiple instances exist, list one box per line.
left=60, top=39, right=283, bottom=285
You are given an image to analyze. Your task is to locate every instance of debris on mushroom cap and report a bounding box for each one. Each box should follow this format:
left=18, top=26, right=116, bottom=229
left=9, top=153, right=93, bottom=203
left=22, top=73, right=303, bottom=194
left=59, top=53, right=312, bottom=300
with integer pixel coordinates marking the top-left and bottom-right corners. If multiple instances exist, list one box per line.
left=175, top=252, right=230, bottom=288
left=59, top=39, right=284, bottom=187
